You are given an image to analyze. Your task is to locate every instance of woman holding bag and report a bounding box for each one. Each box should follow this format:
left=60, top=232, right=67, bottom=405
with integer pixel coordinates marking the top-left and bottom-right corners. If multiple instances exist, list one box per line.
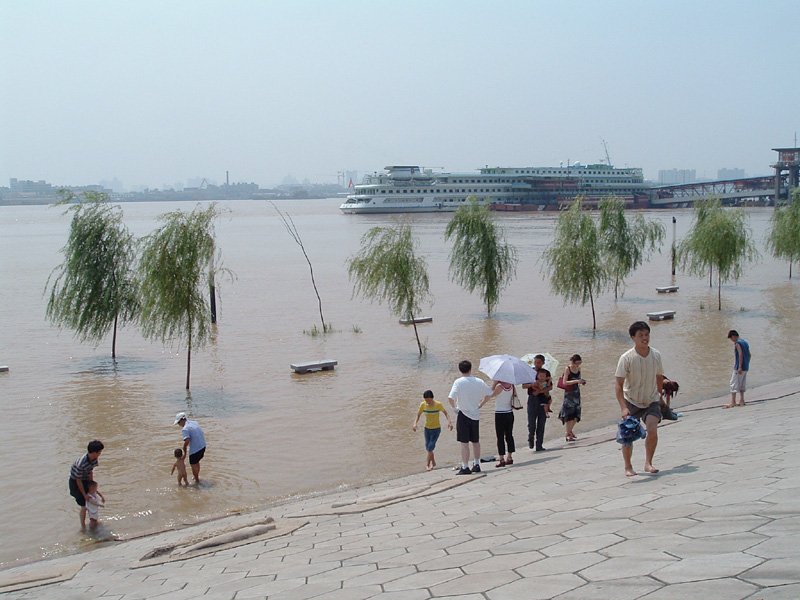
left=559, top=354, right=586, bottom=441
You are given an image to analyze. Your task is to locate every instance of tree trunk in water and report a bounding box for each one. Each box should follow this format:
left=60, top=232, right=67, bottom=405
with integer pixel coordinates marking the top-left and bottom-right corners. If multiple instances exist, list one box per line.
left=209, top=281, right=217, bottom=324
left=590, top=291, right=596, bottom=330
left=790, top=262, right=793, bottom=280
left=186, top=328, right=192, bottom=390
left=717, top=272, right=722, bottom=310
left=112, top=313, right=118, bottom=360
left=411, top=314, right=422, bottom=355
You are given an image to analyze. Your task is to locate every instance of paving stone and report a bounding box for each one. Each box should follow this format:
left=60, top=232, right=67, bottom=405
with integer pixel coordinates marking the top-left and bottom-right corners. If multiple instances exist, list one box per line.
left=516, top=552, right=606, bottom=577
left=363, top=590, right=431, bottom=600
left=742, top=583, right=800, bottom=600
left=556, top=577, right=662, bottom=600
left=540, top=533, right=623, bottom=557
left=739, top=557, right=800, bottom=586
left=677, top=517, right=770, bottom=538
left=753, top=516, right=800, bottom=535
left=486, top=573, right=585, bottom=599
left=382, top=568, right=462, bottom=592
left=429, top=569, right=520, bottom=595
left=579, top=556, right=674, bottom=581
left=461, top=551, right=543, bottom=574
left=669, top=532, right=767, bottom=557
left=651, top=552, right=763, bottom=583
left=306, top=563, right=376, bottom=584
left=416, top=550, right=489, bottom=571
left=636, top=578, right=758, bottom=600
left=263, top=581, right=342, bottom=600
left=746, top=534, right=800, bottom=559
left=228, top=576, right=308, bottom=598
left=341, top=565, right=416, bottom=587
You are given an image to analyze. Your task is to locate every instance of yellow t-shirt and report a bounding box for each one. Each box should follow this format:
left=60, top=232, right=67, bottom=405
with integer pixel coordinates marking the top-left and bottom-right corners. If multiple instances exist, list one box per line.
left=418, top=400, right=445, bottom=429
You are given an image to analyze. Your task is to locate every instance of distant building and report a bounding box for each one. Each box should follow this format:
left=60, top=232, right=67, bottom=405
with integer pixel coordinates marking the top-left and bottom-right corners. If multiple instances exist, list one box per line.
left=658, top=169, right=696, bottom=184
left=717, top=168, right=745, bottom=180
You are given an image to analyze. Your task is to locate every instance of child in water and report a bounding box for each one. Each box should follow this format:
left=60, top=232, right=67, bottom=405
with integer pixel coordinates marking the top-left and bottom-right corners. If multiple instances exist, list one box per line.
left=85, top=480, right=105, bottom=529
left=171, top=448, right=189, bottom=486
left=412, top=390, right=453, bottom=471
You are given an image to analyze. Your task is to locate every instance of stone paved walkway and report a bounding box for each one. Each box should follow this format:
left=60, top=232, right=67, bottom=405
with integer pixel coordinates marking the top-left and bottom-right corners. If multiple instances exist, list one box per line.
left=2, top=377, right=799, bottom=599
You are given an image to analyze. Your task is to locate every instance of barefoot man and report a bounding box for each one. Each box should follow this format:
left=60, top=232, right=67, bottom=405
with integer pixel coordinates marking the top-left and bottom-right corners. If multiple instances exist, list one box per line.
left=615, top=321, right=664, bottom=477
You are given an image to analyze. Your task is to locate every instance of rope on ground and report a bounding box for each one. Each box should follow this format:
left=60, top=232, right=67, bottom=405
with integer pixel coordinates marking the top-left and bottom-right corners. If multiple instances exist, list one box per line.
left=681, top=388, right=800, bottom=413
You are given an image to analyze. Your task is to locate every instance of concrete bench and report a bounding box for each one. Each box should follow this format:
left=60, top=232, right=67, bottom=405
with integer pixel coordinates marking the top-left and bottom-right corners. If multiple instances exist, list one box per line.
left=656, top=286, right=679, bottom=293
left=399, top=317, right=433, bottom=325
left=647, top=310, right=676, bottom=321
left=0, top=366, right=8, bottom=373
left=290, top=359, right=338, bottom=374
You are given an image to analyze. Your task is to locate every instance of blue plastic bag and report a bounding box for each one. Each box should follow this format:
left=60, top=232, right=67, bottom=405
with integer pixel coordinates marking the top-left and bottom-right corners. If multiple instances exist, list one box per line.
left=616, top=416, right=646, bottom=447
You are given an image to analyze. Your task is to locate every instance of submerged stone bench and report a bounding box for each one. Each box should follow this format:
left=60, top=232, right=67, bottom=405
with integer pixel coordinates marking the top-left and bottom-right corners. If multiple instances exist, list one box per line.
left=656, top=285, right=679, bottom=293
left=0, top=366, right=8, bottom=373
left=290, top=359, right=338, bottom=374
left=399, top=317, right=433, bottom=325
left=647, top=310, right=676, bottom=321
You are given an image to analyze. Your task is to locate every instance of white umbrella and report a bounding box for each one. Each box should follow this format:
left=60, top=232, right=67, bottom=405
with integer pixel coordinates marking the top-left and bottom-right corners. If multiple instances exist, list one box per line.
left=478, top=354, right=537, bottom=384
left=521, top=352, right=560, bottom=378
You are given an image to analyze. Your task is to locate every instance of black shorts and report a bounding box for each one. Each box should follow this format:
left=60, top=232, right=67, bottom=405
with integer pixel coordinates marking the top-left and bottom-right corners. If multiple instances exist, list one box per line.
left=189, top=447, right=205, bottom=465
left=68, top=478, right=90, bottom=507
left=456, top=412, right=480, bottom=443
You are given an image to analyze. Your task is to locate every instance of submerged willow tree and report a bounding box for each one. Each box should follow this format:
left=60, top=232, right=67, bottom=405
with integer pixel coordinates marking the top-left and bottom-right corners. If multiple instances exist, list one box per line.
left=677, top=197, right=758, bottom=310
left=347, top=221, right=430, bottom=355
left=45, top=191, right=138, bottom=359
left=542, top=198, right=607, bottom=330
left=598, top=196, right=666, bottom=299
left=137, top=203, right=232, bottom=389
left=444, top=198, right=517, bottom=316
left=766, top=188, right=800, bottom=279
left=271, top=201, right=328, bottom=332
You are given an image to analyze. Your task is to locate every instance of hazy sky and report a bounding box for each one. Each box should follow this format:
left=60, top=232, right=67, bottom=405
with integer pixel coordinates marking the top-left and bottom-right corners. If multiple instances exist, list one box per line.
left=2, top=1, right=798, bottom=189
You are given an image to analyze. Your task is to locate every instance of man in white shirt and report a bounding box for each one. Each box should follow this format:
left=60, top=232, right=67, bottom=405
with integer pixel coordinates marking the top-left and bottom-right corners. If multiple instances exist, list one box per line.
left=615, top=321, right=664, bottom=477
left=448, top=360, right=499, bottom=475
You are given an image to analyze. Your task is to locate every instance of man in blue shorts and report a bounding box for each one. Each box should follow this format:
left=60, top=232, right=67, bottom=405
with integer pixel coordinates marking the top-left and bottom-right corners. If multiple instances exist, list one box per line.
left=174, top=412, right=207, bottom=484
left=448, top=360, right=499, bottom=475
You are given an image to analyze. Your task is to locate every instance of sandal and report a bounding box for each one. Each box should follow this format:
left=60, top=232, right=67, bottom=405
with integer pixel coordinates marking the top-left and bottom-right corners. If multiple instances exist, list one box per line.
left=495, top=459, right=506, bottom=468
left=506, top=458, right=513, bottom=465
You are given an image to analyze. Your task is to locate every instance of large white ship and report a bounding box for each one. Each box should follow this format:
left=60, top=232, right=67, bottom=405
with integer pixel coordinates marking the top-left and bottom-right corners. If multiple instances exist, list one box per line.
left=339, top=164, right=651, bottom=214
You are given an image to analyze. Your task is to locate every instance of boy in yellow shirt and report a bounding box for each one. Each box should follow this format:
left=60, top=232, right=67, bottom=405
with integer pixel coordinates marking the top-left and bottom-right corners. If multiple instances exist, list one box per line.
left=412, top=390, right=454, bottom=471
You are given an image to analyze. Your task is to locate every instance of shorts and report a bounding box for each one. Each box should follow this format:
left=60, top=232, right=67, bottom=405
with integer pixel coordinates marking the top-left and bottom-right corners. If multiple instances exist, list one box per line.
left=625, top=400, right=662, bottom=424
left=189, top=447, right=206, bottom=465
left=68, top=478, right=90, bottom=507
left=456, top=412, right=480, bottom=443
left=424, top=427, right=441, bottom=451
left=730, top=371, right=747, bottom=393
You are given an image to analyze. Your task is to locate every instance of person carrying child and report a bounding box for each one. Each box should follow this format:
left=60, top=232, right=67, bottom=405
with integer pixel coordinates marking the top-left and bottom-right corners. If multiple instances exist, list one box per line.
left=522, top=354, right=553, bottom=451
left=527, top=368, right=552, bottom=451
left=171, top=448, right=189, bottom=485
left=412, top=390, right=453, bottom=471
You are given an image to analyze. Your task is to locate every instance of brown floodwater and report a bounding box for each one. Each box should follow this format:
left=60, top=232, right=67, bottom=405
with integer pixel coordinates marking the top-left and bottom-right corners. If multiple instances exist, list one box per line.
left=0, top=199, right=797, bottom=566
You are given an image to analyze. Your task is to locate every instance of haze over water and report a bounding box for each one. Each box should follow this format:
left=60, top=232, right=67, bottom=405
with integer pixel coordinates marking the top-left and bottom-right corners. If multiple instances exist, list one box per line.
left=1, top=199, right=797, bottom=566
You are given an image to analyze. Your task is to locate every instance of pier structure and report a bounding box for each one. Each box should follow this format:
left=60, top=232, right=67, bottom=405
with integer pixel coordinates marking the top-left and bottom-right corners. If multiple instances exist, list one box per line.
left=772, top=146, right=800, bottom=206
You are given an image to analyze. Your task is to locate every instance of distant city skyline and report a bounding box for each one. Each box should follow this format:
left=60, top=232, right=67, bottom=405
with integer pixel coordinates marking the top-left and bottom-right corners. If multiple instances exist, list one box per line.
left=2, top=2, right=797, bottom=190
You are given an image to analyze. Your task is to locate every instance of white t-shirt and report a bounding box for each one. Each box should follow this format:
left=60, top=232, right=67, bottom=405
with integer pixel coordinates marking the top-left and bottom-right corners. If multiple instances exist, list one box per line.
left=86, top=492, right=101, bottom=520
left=448, top=376, right=492, bottom=420
left=615, top=346, right=663, bottom=408
left=494, top=384, right=514, bottom=413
